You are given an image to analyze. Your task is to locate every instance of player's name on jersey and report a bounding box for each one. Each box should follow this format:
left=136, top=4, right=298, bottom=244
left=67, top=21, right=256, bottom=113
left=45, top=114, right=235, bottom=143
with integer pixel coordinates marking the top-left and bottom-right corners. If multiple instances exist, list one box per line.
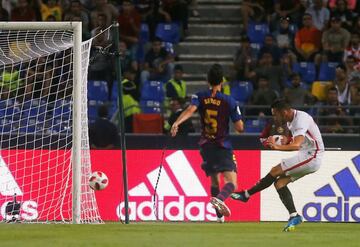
left=204, top=98, right=221, bottom=106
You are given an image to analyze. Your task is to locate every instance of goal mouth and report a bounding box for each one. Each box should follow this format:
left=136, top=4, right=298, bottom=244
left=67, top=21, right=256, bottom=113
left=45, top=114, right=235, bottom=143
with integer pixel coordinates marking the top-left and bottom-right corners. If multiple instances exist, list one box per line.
left=0, top=22, right=102, bottom=224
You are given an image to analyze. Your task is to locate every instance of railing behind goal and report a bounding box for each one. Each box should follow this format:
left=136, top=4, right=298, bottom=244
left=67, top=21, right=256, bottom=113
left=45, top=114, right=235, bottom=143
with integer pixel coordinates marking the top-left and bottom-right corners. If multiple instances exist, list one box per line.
left=0, top=22, right=101, bottom=223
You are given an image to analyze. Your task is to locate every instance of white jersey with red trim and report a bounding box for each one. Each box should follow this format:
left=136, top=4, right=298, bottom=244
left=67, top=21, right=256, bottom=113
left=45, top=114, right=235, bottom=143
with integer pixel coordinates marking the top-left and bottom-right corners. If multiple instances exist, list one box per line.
left=287, top=110, right=325, bottom=153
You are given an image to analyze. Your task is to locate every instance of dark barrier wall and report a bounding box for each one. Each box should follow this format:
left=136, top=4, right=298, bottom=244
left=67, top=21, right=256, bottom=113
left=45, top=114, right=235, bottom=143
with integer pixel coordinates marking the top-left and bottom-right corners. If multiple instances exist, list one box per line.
left=124, top=134, right=360, bottom=150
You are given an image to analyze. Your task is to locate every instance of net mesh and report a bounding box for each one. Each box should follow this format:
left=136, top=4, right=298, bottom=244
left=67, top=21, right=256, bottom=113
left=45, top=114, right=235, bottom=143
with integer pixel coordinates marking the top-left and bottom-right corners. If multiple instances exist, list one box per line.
left=0, top=29, right=101, bottom=223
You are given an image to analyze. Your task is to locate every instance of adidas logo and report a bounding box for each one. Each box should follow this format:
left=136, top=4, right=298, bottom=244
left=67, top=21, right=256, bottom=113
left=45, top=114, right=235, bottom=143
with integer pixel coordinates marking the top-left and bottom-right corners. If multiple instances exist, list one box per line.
left=302, top=154, right=360, bottom=222
left=117, top=151, right=217, bottom=221
left=0, top=156, right=38, bottom=220
left=0, top=156, right=23, bottom=196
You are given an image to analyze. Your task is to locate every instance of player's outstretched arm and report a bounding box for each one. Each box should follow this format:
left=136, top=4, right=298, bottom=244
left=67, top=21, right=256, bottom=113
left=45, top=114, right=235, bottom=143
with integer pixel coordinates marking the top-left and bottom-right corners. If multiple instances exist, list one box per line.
left=171, top=105, right=197, bottom=137
left=268, top=135, right=304, bottom=151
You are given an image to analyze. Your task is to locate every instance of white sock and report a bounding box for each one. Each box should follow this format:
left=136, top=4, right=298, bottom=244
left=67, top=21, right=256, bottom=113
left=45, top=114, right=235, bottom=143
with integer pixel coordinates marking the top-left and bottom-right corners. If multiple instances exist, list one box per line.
left=290, top=212, right=298, bottom=218
left=244, top=190, right=250, bottom=198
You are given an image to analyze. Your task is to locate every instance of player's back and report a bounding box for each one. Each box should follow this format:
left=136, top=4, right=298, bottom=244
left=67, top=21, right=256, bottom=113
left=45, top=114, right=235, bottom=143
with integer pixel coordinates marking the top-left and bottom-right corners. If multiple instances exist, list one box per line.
left=194, top=90, right=239, bottom=149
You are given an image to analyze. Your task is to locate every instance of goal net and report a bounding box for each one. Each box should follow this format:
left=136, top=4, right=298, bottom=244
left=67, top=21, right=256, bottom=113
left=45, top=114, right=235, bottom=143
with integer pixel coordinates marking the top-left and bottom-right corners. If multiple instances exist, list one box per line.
left=0, top=22, right=101, bottom=223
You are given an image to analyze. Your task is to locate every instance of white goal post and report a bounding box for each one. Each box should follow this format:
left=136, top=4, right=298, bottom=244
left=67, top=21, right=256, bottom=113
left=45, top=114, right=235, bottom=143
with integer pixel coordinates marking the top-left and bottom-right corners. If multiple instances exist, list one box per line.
left=0, top=22, right=101, bottom=223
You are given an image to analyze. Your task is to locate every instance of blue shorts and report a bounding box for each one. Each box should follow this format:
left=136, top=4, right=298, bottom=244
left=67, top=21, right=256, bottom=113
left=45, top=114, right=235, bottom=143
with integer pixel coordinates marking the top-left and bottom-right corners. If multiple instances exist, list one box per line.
left=200, top=144, right=237, bottom=176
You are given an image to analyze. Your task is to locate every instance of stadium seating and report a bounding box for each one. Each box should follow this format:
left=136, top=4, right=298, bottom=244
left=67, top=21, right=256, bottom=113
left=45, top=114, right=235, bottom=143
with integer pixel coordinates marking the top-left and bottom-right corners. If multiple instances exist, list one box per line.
left=230, top=81, right=254, bottom=104
left=140, top=100, right=162, bottom=113
left=318, top=62, right=338, bottom=81
left=132, top=113, right=163, bottom=133
left=0, top=118, right=12, bottom=133
left=88, top=80, right=109, bottom=101
left=139, top=23, right=150, bottom=44
left=53, top=99, right=72, bottom=119
left=50, top=118, right=72, bottom=134
left=155, top=22, right=181, bottom=44
left=311, top=81, right=334, bottom=101
left=163, top=42, right=175, bottom=56
left=247, top=21, right=269, bottom=44
left=140, top=80, right=165, bottom=102
left=244, top=119, right=267, bottom=133
left=292, top=62, right=316, bottom=84
left=88, top=100, right=106, bottom=120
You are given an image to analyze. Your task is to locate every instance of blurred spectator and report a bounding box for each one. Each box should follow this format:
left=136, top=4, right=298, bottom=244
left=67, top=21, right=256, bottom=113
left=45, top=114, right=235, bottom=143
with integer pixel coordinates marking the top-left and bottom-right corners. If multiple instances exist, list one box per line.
left=246, top=52, right=284, bottom=93
left=258, top=34, right=282, bottom=65
left=119, top=40, right=138, bottom=73
left=46, top=14, right=56, bottom=21
left=166, top=64, right=186, bottom=99
left=306, top=0, right=330, bottom=31
left=284, top=73, right=315, bottom=106
left=334, top=64, right=352, bottom=105
left=281, top=52, right=295, bottom=81
left=272, top=16, right=296, bottom=54
left=350, top=78, right=360, bottom=106
left=90, top=0, right=118, bottom=29
left=233, top=36, right=258, bottom=80
left=294, top=13, right=322, bottom=62
left=89, top=104, right=119, bottom=149
left=0, top=5, right=9, bottom=21
left=187, top=0, right=199, bottom=17
left=135, top=0, right=154, bottom=20
left=11, top=0, right=36, bottom=21
left=89, top=13, right=114, bottom=90
left=140, top=38, right=174, bottom=85
left=320, top=15, right=351, bottom=63
left=36, top=0, right=63, bottom=21
left=79, top=0, right=96, bottom=10
left=251, top=75, right=278, bottom=115
left=0, top=65, right=24, bottom=98
left=351, top=16, right=360, bottom=33
left=122, top=70, right=141, bottom=133
left=330, top=0, right=353, bottom=30
left=328, top=0, right=357, bottom=11
left=272, top=0, right=302, bottom=29
left=157, top=0, right=189, bottom=34
left=166, top=97, right=194, bottom=136
left=118, top=0, right=141, bottom=54
left=31, top=57, right=54, bottom=99
left=344, top=32, right=360, bottom=64
left=91, top=13, right=112, bottom=47
left=344, top=55, right=360, bottom=82
left=122, top=69, right=140, bottom=102
left=240, top=0, right=272, bottom=30
left=63, top=0, right=90, bottom=36
left=319, top=86, right=351, bottom=133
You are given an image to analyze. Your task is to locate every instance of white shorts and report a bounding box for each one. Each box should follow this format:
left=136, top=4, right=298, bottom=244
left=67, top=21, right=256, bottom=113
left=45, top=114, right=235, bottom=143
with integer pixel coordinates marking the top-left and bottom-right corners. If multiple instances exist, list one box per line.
left=281, top=151, right=323, bottom=181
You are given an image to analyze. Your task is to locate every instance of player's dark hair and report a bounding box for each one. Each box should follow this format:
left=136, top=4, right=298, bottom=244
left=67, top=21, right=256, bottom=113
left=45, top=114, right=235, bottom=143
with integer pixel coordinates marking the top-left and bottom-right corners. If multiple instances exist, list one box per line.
left=271, top=98, right=291, bottom=110
left=207, top=64, right=223, bottom=86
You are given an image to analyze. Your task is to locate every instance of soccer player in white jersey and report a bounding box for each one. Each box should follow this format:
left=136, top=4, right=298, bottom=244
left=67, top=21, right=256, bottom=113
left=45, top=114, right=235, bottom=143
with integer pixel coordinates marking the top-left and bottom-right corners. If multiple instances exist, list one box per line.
left=231, top=99, right=325, bottom=231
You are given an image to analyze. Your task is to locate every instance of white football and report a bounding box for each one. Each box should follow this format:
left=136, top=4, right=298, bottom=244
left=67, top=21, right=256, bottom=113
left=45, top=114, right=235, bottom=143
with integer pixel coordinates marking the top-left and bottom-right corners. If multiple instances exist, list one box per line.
left=272, top=135, right=284, bottom=145
left=89, top=171, right=109, bottom=191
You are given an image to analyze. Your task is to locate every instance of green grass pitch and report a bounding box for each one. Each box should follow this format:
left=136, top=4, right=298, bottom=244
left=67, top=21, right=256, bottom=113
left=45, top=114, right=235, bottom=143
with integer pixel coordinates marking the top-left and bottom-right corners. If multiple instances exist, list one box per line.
left=0, top=222, right=359, bottom=247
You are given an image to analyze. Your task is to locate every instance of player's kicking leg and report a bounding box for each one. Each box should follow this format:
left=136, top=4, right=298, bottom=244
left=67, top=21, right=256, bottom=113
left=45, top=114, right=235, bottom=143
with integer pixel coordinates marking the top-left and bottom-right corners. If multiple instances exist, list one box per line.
left=231, top=164, right=283, bottom=202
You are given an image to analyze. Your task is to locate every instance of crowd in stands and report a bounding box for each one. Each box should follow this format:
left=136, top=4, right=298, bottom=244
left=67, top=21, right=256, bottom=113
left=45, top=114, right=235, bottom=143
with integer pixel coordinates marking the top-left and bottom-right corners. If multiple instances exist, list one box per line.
left=1, top=0, right=360, bottom=141
left=234, top=0, right=360, bottom=134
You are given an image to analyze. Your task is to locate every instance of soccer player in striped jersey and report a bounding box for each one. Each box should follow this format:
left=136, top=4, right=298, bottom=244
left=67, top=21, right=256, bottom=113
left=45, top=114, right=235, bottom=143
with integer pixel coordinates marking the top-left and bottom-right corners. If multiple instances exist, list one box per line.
left=231, top=99, right=325, bottom=231
left=171, top=64, right=244, bottom=222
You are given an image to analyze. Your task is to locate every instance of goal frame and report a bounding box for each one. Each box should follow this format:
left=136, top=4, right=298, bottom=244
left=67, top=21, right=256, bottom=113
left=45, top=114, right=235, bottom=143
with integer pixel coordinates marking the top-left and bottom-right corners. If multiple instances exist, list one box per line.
left=0, top=22, right=83, bottom=224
